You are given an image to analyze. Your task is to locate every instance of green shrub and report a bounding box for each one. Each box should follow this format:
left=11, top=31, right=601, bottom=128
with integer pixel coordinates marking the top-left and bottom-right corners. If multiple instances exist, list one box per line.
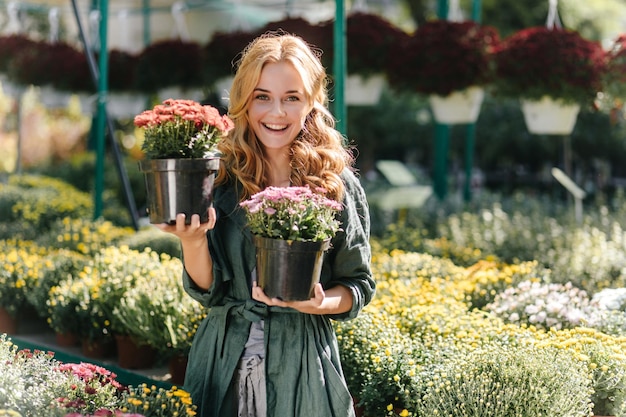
left=415, top=342, right=593, bottom=417
left=119, top=226, right=182, bottom=258
left=0, top=175, right=92, bottom=233
left=0, top=240, right=46, bottom=316
left=26, top=248, right=89, bottom=320
left=36, top=217, right=134, bottom=257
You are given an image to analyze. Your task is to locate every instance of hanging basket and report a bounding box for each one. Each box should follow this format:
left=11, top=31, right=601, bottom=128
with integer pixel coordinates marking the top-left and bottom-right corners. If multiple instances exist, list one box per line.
left=138, top=157, right=220, bottom=225
left=253, top=236, right=330, bottom=301
left=37, top=85, right=72, bottom=108
left=520, top=96, right=580, bottom=135
left=345, top=74, right=385, bottom=106
left=214, top=76, right=234, bottom=107
left=107, top=92, right=147, bottom=120
left=429, top=86, right=485, bottom=124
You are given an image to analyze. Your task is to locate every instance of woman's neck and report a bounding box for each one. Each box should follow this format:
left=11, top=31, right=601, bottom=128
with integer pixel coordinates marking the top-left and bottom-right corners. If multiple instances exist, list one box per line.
left=266, top=149, right=292, bottom=187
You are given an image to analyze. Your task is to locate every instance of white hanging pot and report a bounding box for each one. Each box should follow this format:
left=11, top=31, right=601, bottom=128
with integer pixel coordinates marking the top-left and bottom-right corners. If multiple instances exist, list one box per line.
left=214, top=76, right=234, bottom=107
left=429, top=86, right=485, bottom=124
left=107, top=92, right=147, bottom=120
left=345, top=73, right=385, bottom=106
left=520, top=96, right=580, bottom=135
left=37, top=85, right=72, bottom=108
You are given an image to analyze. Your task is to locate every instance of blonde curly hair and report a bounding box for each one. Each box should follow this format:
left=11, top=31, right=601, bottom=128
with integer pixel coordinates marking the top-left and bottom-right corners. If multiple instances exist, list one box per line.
left=215, top=32, right=354, bottom=202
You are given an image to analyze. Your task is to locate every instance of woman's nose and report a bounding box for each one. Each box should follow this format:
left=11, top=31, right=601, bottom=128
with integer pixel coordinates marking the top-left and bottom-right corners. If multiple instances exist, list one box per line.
left=271, top=101, right=286, bottom=116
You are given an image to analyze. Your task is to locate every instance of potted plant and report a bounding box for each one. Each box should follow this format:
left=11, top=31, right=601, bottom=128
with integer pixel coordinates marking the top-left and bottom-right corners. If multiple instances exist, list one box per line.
left=8, top=39, right=92, bottom=109
left=387, top=19, right=500, bottom=123
left=239, top=185, right=342, bottom=301
left=493, top=26, right=606, bottom=135
left=135, top=98, right=234, bottom=224
left=259, top=16, right=333, bottom=71
left=0, top=243, right=42, bottom=333
left=602, top=33, right=626, bottom=105
left=111, top=255, right=205, bottom=379
left=341, top=12, right=410, bottom=106
left=135, top=38, right=205, bottom=101
left=0, top=34, right=37, bottom=96
left=105, top=49, right=147, bottom=120
left=202, top=30, right=255, bottom=106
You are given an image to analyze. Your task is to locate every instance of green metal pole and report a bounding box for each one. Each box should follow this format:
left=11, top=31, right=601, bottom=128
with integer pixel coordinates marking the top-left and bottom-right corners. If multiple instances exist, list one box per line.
left=472, top=0, right=482, bottom=22
left=463, top=124, right=475, bottom=202
left=437, top=0, right=448, bottom=18
left=463, top=0, right=482, bottom=202
left=143, top=0, right=151, bottom=47
left=433, top=0, right=449, bottom=200
left=333, top=0, right=347, bottom=136
left=94, top=0, right=109, bottom=220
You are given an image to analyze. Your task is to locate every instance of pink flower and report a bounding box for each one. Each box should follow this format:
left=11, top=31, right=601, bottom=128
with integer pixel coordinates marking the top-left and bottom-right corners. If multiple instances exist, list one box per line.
left=134, top=99, right=234, bottom=159
left=240, top=185, right=342, bottom=242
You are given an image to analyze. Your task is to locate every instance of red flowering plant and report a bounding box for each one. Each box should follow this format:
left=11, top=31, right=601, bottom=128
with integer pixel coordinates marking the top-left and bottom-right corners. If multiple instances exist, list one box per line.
left=387, top=19, right=500, bottom=96
left=602, top=33, right=626, bottom=102
left=493, top=27, right=606, bottom=105
left=8, top=39, right=91, bottom=92
left=344, top=12, right=410, bottom=78
left=106, top=49, right=139, bottom=92
left=55, top=362, right=125, bottom=414
left=0, top=34, right=38, bottom=74
left=260, top=17, right=333, bottom=70
left=135, top=39, right=204, bottom=93
left=240, top=186, right=342, bottom=242
left=134, top=98, right=234, bottom=159
left=202, top=30, right=255, bottom=84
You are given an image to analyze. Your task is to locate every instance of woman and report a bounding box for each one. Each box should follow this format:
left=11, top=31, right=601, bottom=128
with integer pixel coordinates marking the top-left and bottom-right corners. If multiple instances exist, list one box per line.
left=158, top=32, right=375, bottom=417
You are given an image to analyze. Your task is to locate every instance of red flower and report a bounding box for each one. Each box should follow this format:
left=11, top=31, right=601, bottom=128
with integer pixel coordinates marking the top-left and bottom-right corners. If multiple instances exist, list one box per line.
left=603, top=34, right=626, bottom=100
left=387, top=19, right=500, bottom=96
left=494, top=27, right=606, bottom=104
left=344, top=12, right=410, bottom=77
left=134, top=99, right=233, bottom=159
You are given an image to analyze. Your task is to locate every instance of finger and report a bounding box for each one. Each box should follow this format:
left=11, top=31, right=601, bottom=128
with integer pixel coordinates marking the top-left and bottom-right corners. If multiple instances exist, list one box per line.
left=314, top=283, right=324, bottom=298
left=175, top=213, right=187, bottom=231
left=190, top=213, right=201, bottom=228
left=207, top=207, right=217, bottom=229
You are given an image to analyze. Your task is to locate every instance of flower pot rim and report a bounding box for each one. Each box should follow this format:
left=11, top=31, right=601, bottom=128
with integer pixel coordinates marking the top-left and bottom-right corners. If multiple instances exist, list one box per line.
left=138, top=157, right=220, bottom=172
left=252, top=234, right=331, bottom=250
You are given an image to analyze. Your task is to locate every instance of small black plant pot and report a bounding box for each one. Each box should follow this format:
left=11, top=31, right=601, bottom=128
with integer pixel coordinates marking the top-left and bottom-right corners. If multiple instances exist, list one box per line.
left=138, top=157, right=220, bottom=225
left=253, top=235, right=330, bottom=301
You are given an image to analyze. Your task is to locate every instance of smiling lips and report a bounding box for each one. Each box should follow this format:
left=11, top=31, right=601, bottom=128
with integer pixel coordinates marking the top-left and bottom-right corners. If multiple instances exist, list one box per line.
left=264, top=123, right=288, bottom=131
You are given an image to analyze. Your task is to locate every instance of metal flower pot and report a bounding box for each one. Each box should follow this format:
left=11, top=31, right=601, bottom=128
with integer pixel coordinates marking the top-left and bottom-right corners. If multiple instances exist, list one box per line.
left=138, top=158, right=220, bottom=225
left=253, top=235, right=331, bottom=301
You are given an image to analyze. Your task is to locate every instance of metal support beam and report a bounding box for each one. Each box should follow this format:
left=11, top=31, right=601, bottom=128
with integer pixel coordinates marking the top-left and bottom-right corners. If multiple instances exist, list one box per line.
left=143, top=0, right=151, bottom=47
left=433, top=0, right=482, bottom=202
left=94, top=0, right=108, bottom=220
left=333, top=0, right=347, bottom=136
left=71, top=0, right=140, bottom=230
left=433, top=0, right=449, bottom=200
left=463, top=0, right=481, bottom=202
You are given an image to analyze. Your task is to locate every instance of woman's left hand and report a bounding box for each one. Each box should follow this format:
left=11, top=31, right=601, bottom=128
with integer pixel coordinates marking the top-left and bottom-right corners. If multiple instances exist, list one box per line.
left=252, top=282, right=325, bottom=314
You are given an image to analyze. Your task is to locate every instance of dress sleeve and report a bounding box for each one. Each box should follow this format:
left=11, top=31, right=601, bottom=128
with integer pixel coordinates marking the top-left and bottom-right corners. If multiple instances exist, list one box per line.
left=324, top=169, right=376, bottom=321
left=181, top=238, right=228, bottom=307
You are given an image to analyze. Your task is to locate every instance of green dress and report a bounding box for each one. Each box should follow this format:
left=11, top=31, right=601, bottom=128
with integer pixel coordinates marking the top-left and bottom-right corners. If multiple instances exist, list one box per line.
left=182, top=169, right=376, bottom=417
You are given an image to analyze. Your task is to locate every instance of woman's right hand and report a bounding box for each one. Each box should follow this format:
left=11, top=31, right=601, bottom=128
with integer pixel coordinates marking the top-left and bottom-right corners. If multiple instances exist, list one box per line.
left=155, top=207, right=217, bottom=242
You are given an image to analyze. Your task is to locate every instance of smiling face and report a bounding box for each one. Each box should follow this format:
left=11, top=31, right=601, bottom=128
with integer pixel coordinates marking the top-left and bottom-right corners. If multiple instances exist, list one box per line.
left=247, top=61, right=311, bottom=153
